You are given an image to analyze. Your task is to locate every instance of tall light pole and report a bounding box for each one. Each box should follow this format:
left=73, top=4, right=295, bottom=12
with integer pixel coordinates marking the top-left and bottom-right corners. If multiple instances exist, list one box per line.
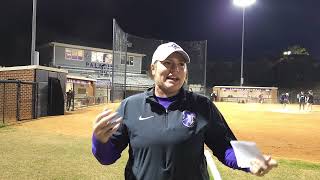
left=31, top=0, right=37, bottom=65
left=233, top=0, right=256, bottom=86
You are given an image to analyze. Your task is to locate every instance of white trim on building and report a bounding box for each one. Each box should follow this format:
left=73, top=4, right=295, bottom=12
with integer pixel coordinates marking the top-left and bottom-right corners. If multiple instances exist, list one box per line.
left=0, top=65, right=68, bottom=73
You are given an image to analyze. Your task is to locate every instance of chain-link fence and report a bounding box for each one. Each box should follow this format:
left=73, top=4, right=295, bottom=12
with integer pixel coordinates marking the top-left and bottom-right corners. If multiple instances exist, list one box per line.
left=0, top=80, right=37, bottom=124
left=112, top=19, right=128, bottom=102
left=111, top=19, right=208, bottom=102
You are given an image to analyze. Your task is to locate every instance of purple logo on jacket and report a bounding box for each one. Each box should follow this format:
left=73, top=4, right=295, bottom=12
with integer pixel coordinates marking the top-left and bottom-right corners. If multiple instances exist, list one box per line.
left=182, top=111, right=196, bottom=128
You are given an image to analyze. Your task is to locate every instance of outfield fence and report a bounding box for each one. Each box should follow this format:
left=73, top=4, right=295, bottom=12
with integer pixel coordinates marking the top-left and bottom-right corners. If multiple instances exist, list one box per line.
left=0, top=80, right=37, bottom=124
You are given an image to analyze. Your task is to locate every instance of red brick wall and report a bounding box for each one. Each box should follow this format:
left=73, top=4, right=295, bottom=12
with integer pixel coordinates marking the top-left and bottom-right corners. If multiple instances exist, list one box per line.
left=0, top=69, right=34, bottom=82
left=0, top=69, right=35, bottom=123
left=20, top=83, right=34, bottom=120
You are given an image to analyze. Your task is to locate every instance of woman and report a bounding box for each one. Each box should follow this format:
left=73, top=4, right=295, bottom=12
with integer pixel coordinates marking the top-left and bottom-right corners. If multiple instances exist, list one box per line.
left=306, top=90, right=314, bottom=111
left=92, top=42, right=277, bottom=180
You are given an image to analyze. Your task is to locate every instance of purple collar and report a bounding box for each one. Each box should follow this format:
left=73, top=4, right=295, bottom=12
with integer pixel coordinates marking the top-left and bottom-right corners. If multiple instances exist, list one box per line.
left=155, top=95, right=178, bottom=109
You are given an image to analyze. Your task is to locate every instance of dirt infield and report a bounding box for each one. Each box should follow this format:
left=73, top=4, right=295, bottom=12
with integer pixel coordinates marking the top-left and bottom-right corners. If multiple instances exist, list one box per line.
left=16, top=102, right=320, bottom=163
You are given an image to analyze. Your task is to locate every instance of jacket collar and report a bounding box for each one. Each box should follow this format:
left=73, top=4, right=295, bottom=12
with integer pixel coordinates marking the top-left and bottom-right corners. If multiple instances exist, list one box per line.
left=145, top=86, right=187, bottom=104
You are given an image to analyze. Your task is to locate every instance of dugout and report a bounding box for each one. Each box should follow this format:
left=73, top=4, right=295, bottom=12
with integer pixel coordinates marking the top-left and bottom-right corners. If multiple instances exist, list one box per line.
left=67, top=75, right=101, bottom=107
left=213, top=86, right=278, bottom=103
left=0, top=65, right=67, bottom=123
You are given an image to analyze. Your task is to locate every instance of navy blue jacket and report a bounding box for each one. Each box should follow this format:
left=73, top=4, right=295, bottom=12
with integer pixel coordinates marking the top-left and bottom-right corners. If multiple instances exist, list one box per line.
left=93, top=88, right=238, bottom=180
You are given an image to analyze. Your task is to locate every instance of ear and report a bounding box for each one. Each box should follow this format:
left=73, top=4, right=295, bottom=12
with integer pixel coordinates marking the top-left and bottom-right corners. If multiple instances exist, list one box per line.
left=151, top=64, right=156, bottom=76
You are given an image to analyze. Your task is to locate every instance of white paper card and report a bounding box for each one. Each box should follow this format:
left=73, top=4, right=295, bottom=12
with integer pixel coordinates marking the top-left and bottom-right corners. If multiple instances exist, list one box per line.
left=230, top=141, right=265, bottom=168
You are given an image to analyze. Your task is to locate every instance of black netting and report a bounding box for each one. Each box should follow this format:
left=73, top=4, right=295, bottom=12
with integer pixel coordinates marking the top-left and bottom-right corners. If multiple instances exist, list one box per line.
left=111, top=19, right=208, bottom=102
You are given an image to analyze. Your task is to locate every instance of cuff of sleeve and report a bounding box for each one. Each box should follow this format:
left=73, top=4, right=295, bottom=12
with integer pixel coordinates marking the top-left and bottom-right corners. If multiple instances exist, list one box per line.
left=224, top=147, right=250, bottom=173
left=242, top=167, right=251, bottom=173
left=92, top=134, right=121, bottom=165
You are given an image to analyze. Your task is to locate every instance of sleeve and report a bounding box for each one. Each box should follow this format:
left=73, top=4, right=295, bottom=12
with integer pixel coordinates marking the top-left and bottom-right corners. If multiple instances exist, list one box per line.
left=91, top=100, right=130, bottom=165
left=204, top=100, right=236, bottom=160
left=204, top=101, right=249, bottom=172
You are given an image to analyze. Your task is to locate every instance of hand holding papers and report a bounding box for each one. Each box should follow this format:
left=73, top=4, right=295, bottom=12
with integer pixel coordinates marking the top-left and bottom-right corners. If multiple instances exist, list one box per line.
left=230, top=140, right=278, bottom=176
left=230, top=141, right=264, bottom=168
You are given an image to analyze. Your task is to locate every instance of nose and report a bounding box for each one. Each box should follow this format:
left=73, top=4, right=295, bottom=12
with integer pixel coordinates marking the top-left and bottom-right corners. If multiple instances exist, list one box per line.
left=170, top=63, right=181, bottom=72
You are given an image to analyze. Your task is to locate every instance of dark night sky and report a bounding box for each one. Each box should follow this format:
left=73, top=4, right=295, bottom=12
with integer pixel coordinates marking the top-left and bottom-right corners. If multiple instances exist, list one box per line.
left=1, top=0, right=319, bottom=66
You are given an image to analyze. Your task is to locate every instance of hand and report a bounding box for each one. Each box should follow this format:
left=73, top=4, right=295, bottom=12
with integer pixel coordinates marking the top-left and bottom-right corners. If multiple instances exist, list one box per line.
left=93, top=109, right=123, bottom=143
left=250, top=155, right=278, bottom=176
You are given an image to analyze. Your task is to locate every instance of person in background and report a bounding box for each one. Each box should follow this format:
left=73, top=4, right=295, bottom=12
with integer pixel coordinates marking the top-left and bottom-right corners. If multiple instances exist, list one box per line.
left=66, top=89, right=72, bottom=111
left=70, top=89, right=75, bottom=111
left=92, top=42, right=277, bottom=180
left=258, top=94, right=264, bottom=104
left=306, top=90, right=314, bottom=111
left=211, top=91, right=217, bottom=102
left=280, top=93, right=289, bottom=109
left=298, top=91, right=307, bottom=111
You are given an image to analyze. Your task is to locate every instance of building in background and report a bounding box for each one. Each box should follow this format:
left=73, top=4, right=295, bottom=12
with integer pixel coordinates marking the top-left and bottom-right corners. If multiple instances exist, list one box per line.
left=39, top=42, right=154, bottom=102
left=0, top=65, right=67, bottom=123
left=213, top=86, right=278, bottom=103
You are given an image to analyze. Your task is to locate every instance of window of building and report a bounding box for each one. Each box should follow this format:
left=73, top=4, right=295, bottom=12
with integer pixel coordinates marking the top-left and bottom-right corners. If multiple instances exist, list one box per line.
left=103, top=53, right=113, bottom=64
left=91, top=52, right=112, bottom=64
left=120, top=56, right=134, bottom=66
left=127, top=56, right=134, bottom=66
left=77, top=88, right=86, bottom=94
left=65, top=48, right=84, bottom=61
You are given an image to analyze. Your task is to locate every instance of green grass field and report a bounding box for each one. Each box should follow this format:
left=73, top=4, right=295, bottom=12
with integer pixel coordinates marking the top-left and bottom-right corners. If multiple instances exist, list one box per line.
left=1, top=103, right=320, bottom=179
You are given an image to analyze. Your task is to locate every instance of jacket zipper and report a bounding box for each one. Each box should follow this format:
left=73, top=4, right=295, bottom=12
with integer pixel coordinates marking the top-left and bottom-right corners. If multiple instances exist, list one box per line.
left=165, top=108, right=168, bottom=128
left=148, top=100, right=169, bottom=128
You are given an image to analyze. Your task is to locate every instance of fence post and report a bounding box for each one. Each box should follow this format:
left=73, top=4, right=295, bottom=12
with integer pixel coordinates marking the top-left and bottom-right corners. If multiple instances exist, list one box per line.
left=32, top=82, right=37, bottom=119
left=2, top=83, right=5, bottom=124
left=16, top=81, right=21, bottom=121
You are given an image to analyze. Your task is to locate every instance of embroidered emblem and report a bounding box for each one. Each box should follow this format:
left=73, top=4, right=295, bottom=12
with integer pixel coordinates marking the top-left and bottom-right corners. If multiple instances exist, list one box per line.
left=138, top=115, right=154, bottom=121
left=169, top=43, right=181, bottom=50
left=182, top=111, right=196, bottom=127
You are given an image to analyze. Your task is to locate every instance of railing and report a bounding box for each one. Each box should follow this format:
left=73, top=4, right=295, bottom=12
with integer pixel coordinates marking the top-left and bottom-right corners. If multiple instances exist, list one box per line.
left=68, top=96, right=109, bottom=110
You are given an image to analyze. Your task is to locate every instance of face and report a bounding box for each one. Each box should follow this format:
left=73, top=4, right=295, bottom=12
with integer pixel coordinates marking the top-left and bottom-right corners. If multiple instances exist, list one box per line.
left=151, top=52, right=187, bottom=97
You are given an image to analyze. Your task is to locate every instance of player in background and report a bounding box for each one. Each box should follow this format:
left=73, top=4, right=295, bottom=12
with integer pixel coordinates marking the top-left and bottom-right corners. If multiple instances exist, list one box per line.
left=280, top=93, right=289, bottom=109
left=306, top=90, right=314, bottom=112
left=211, top=91, right=217, bottom=102
left=258, top=94, right=263, bottom=104
left=298, top=91, right=307, bottom=111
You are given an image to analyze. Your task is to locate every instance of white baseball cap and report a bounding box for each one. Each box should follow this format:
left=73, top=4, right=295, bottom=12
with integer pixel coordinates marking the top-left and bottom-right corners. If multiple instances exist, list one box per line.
left=151, top=42, right=190, bottom=64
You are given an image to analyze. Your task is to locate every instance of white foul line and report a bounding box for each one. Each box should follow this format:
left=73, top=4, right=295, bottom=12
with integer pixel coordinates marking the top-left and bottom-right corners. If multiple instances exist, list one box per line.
left=204, top=150, right=222, bottom=180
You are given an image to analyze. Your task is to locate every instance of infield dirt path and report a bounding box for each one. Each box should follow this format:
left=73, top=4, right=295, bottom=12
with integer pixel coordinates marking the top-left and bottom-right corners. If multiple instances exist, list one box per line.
left=16, top=102, right=320, bottom=163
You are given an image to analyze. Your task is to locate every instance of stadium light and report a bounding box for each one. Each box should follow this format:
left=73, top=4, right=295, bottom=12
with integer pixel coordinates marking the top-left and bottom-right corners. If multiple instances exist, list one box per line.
left=283, top=51, right=291, bottom=56
left=233, top=0, right=256, bottom=7
left=233, top=0, right=256, bottom=86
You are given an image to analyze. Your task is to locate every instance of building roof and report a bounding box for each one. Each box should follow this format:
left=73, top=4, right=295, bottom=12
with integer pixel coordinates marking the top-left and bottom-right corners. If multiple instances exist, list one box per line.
left=50, top=42, right=146, bottom=57
left=0, top=65, right=68, bottom=73
left=67, top=75, right=97, bottom=82
left=214, top=86, right=278, bottom=90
